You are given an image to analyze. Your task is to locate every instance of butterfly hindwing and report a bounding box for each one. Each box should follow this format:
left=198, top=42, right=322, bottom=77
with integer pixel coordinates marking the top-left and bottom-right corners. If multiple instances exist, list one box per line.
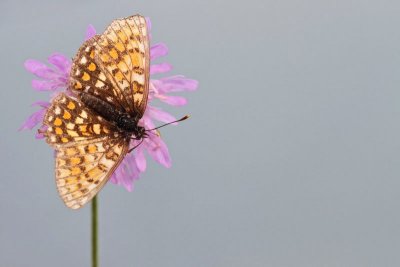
left=94, top=14, right=150, bottom=118
left=55, top=137, right=128, bottom=209
left=42, top=93, right=129, bottom=209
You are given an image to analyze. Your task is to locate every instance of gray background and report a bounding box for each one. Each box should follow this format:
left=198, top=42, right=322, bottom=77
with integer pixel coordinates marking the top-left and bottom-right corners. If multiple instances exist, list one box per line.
left=1, top=0, right=400, bottom=266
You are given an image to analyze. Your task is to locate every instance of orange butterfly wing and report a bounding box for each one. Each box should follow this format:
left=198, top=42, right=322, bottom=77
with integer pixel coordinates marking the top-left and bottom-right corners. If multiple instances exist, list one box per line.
left=43, top=93, right=129, bottom=209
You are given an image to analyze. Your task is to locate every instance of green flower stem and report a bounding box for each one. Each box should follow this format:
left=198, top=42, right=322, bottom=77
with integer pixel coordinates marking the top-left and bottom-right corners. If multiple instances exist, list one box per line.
left=92, top=195, right=98, bottom=267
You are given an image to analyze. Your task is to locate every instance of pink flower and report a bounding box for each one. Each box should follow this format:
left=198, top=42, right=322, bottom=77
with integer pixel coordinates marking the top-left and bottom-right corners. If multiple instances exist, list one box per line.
left=19, top=101, right=49, bottom=139
left=24, top=54, right=71, bottom=92
left=20, top=53, right=71, bottom=133
left=21, top=19, right=198, bottom=191
left=150, top=76, right=198, bottom=106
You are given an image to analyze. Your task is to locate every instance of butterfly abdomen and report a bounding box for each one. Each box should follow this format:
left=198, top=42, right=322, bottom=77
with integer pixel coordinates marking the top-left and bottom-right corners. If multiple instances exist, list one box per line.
left=80, top=92, right=141, bottom=134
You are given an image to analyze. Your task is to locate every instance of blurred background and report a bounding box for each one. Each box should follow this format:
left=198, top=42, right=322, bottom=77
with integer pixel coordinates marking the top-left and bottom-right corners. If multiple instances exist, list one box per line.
left=1, top=0, right=400, bottom=266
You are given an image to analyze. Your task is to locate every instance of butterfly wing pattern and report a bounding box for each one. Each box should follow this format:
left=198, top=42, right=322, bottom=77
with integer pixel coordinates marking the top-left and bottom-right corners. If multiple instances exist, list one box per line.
left=69, top=36, right=127, bottom=113
left=43, top=15, right=149, bottom=209
left=94, top=15, right=150, bottom=117
left=43, top=93, right=129, bottom=209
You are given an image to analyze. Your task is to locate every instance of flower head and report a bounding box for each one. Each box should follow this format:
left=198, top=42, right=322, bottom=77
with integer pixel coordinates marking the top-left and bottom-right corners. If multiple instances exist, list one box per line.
left=21, top=19, right=197, bottom=191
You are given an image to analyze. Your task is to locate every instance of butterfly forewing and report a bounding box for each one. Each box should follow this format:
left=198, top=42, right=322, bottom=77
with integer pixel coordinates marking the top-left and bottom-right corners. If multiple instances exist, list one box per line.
left=69, top=36, right=127, bottom=112
left=94, top=15, right=150, bottom=118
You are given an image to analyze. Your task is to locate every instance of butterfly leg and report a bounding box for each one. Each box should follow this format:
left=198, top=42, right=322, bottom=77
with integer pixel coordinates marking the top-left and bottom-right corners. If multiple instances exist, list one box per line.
left=128, top=139, right=144, bottom=153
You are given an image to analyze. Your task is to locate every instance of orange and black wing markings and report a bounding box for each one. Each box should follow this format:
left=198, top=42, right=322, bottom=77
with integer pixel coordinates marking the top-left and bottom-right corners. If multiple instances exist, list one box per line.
left=43, top=93, right=129, bottom=209
left=43, top=93, right=117, bottom=145
left=55, top=137, right=128, bottom=209
left=94, top=14, right=150, bottom=118
left=69, top=36, right=127, bottom=113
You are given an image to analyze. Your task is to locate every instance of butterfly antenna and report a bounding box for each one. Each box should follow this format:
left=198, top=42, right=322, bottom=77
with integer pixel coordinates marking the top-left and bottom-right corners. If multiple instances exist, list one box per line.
left=146, top=115, right=190, bottom=132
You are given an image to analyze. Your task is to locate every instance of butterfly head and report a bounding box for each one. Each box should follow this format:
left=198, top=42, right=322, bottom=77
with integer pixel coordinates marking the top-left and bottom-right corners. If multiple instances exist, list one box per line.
left=133, top=126, right=147, bottom=140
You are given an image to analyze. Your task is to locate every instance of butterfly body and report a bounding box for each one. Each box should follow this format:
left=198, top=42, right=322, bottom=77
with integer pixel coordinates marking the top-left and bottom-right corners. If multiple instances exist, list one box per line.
left=79, top=92, right=146, bottom=138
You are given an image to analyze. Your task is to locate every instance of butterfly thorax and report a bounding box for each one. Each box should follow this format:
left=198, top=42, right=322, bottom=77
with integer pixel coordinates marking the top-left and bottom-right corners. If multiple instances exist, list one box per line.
left=80, top=92, right=146, bottom=139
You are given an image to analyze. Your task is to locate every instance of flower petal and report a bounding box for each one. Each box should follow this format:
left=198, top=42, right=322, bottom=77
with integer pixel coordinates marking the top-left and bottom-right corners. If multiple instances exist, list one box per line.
left=35, top=132, right=45, bottom=139
left=156, top=76, right=198, bottom=93
left=24, top=60, right=58, bottom=79
left=47, top=53, right=71, bottom=73
left=110, top=154, right=141, bottom=191
left=140, top=114, right=156, bottom=130
left=150, top=63, right=172, bottom=75
left=31, top=101, right=50, bottom=108
left=147, top=106, right=177, bottom=124
left=159, top=95, right=187, bottom=106
left=110, top=165, right=125, bottom=185
left=19, top=108, right=47, bottom=131
left=85, top=24, right=96, bottom=40
left=35, top=125, right=48, bottom=139
left=150, top=43, right=168, bottom=60
left=146, top=134, right=171, bottom=168
left=134, top=144, right=147, bottom=172
left=124, top=156, right=141, bottom=182
left=123, top=182, right=133, bottom=192
left=119, top=169, right=134, bottom=191
left=31, top=80, right=61, bottom=91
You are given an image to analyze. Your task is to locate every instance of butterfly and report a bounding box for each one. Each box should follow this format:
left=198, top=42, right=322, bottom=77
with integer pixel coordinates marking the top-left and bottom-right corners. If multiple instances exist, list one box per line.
left=41, top=15, right=180, bottom=209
